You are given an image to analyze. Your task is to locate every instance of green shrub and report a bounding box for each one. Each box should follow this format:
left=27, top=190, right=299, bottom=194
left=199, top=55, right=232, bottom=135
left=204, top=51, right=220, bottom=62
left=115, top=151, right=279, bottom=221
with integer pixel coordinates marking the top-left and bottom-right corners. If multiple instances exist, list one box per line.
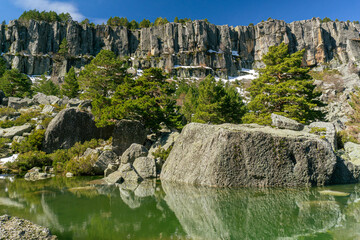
left=6, top=151, right=52, bottom=174
left=0, top=107, right=16, bottom=117
left=65, top=154, right=98, bottom=176
left=152, top=145, right=173, bottom=161
left=0, top=110, right=40, bottom=128
left=41, top=117, right=53, bottom=128
left=11, top=129, right=45, bottom=153
left=309, top=127, right=327, bottom=134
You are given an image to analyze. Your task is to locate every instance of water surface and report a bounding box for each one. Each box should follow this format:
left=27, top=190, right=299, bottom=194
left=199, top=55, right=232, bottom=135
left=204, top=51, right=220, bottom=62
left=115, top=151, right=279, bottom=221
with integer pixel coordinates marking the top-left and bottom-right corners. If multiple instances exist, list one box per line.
left=1, top=176, right=360, bottom=239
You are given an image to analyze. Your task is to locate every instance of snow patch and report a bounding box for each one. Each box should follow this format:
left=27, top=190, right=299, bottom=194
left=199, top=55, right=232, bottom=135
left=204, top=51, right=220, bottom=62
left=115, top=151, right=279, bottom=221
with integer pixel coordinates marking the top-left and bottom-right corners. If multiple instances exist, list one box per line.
left=208, top=49, right=223, bottom=54
left=174, top=65, right=213, bottom=70
left=232, top=51, right=239, bottom=57
left=137, top=69, right=143, bottom=76
left=28, top=75, right=51, bottom=83
left=0, top=154, right=18, bottom=164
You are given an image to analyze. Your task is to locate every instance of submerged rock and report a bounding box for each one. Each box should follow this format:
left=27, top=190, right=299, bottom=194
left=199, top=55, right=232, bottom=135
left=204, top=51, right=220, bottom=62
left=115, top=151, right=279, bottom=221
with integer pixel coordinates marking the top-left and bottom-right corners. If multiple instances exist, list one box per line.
left=319, top=190, right=350, bottom=197
left=161, top=123, right=337, bottom=187
left=0, top=215, right=57, bottom=240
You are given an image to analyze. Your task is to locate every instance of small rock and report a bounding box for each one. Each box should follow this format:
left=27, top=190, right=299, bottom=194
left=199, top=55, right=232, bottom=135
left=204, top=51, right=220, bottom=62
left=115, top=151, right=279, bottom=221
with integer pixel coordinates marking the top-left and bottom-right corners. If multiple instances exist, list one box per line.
left=133, top=157, right=157, bottom=179
left=2, top=124, right=32, bottom=139
left=319, top=190, right=350, bottom=197
left=66, top=172, right=73, bottom=178
left=42, top=105, right=55, bottom=114
left=120, top=143, right=148, bottom=164
left=271, top=113, right=304, bottom=131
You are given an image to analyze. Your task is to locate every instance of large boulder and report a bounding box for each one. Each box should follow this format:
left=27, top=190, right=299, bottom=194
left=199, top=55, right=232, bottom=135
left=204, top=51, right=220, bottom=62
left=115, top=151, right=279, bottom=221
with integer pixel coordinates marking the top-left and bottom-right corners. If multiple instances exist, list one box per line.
left=271, top=113, right=304, bottom=131
left=120, top=143, right=148, bottom=164
left=133, top=157, right=157, bottom=179
left=93, top=150, right=118, bottom=175
left=344, top=142, right=360, bottom=166
left=43, top=108, right=113, bottom=153
left=161, top=123, right=337, bottom=187
left=112, top=120, right=147, bottom=155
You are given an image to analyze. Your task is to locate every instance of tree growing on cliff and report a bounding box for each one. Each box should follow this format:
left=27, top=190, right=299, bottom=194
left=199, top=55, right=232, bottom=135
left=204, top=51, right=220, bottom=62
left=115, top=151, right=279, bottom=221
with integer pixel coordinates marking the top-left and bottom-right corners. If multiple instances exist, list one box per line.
left=58, top=38, right=69, bottom=55
left=0, top=57, right=6, bottom=77
left=0, top=69, right=32, bottom=97
left=139, top=19, right=151, bottom=28
left=95, top=68, right=182, bottom=131
left=243, top=43, right=325, bottom=125
left=61, top=67, right=79, bottom=98
left=181, top=75, right=246, bottom=124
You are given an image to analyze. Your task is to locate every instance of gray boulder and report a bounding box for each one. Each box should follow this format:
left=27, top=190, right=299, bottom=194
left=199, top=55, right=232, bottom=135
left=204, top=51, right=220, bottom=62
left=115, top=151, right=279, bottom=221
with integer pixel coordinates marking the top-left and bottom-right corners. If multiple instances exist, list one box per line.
left=104, top=163, right=119, bottom=177
left=105, top=163, right=142, bottom=184
left=161, top=123, right=337, bottom=187
left=93, top=150, right=118, bottom=175
left=8, top=97, right=32, bottom=109
left=0, top=215, right=57, bottom=240
left=148, top=131, right=180, bottom=156
left=2, top=124, right=32, bottom=139
left=308, top=122, right=337, bottom=150
left=133, top=157, right=157, bottom=179
left=120, top=143, right=148, bottom=164
left=42, top=105, right=55, bottom=114
left=271, top=113, right=304, bottom=131
left=32, top=93, right=50, bottom=105
left=344, top=142, right=360, bottom=166
left=112, top=120, right=147, bottom=155
left=43, top=108, right=113, bottom=153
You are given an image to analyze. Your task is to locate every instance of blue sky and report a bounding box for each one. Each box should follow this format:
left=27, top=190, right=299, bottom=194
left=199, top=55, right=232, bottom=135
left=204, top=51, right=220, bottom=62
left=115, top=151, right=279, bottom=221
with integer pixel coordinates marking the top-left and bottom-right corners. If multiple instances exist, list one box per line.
left=2, top=0, right=360, bottom=26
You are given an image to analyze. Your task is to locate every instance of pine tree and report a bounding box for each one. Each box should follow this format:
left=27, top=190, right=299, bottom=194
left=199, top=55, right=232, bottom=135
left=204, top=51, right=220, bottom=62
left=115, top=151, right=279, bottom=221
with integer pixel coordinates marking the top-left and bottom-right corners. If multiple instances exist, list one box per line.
left=78, top=50, right=128, bottom=99
left=58, top=38, right=69, bottom=55
left=61, top=67, right=79, bottom=98
left=33, top=74, right=60, bottom=96
left=139, top=19, right=151, bottom=28
left=243, top=43, right=325, bottom=125
left=174, top=17, right=179, bottom=23
left=181, top=75, right=246, bottom=124
left=0, top=69, right=32, bottom=97
left=96, top=68, right=181, bottom=131
left=0, top=57, right=6, bottom=77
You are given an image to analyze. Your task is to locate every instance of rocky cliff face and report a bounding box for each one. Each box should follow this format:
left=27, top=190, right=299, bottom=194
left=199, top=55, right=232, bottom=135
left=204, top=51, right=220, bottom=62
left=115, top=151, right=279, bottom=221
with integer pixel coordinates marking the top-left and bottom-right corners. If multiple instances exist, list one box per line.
left=0, top=18, right=359, bottom=80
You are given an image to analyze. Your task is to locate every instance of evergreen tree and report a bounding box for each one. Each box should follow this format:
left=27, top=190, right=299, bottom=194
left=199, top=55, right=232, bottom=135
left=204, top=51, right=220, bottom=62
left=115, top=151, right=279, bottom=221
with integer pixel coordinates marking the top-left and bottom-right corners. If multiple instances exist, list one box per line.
left=33, top=75, right=60, bottom=96
left=96, top=68, right=181, bottom=131
left=78, top=50, right=128, bottom=100
left=0, top=69, right=32, bottom=97
left=61, top=67, right=79, bottom=98
left=127, top=20, right=139, bottom=29
left=181, top=75, right=246, bottom=124
left=174, top=17, right=179, bottom=23
left=58, top=38, right=69, bottom=55
left=139, top=19, right=151, bottom=28
left=243, top=43, right=324, bottom=125
left=0, top=57, right=6, bottom=77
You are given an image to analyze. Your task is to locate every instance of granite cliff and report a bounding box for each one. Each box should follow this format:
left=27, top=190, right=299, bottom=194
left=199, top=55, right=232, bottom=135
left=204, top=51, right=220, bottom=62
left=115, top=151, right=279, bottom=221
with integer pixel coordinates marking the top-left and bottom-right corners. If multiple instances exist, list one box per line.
left=0, top=18, right=359, bottom=81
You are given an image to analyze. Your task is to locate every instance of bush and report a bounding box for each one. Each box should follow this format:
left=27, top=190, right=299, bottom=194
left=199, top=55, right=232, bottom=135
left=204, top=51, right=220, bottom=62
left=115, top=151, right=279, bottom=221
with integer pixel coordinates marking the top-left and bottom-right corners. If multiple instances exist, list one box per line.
left=152, top=145, right=173, bottom=161
left=0, top=110, right=40, bottom=128
left=11, top=129, right=45, bottom=153
left=65, top=154, right=98, bottom=176
left=6, top=151, right=52, bottom=174
left=0, top=107, right=16, bottom=117
left=33, top=75, right=61, bottom=96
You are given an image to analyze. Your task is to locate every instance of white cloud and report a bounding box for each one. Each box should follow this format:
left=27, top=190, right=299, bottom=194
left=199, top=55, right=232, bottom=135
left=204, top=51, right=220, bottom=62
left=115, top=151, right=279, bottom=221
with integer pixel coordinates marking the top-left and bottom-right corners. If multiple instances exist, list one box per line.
left=13, top=0, right=85, bottom=21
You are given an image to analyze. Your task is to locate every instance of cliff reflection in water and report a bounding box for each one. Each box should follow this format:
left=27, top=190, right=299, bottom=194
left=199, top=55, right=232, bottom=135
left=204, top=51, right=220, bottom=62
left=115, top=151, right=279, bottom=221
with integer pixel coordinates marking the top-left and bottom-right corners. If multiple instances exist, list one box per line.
left=2, top=176, right=360, bottom=239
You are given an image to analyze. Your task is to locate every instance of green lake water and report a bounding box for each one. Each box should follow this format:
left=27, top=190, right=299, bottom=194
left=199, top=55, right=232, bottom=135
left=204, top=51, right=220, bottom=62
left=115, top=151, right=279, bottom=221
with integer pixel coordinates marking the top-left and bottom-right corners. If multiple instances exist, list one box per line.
left=1, top=176, right=360, bottom=240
